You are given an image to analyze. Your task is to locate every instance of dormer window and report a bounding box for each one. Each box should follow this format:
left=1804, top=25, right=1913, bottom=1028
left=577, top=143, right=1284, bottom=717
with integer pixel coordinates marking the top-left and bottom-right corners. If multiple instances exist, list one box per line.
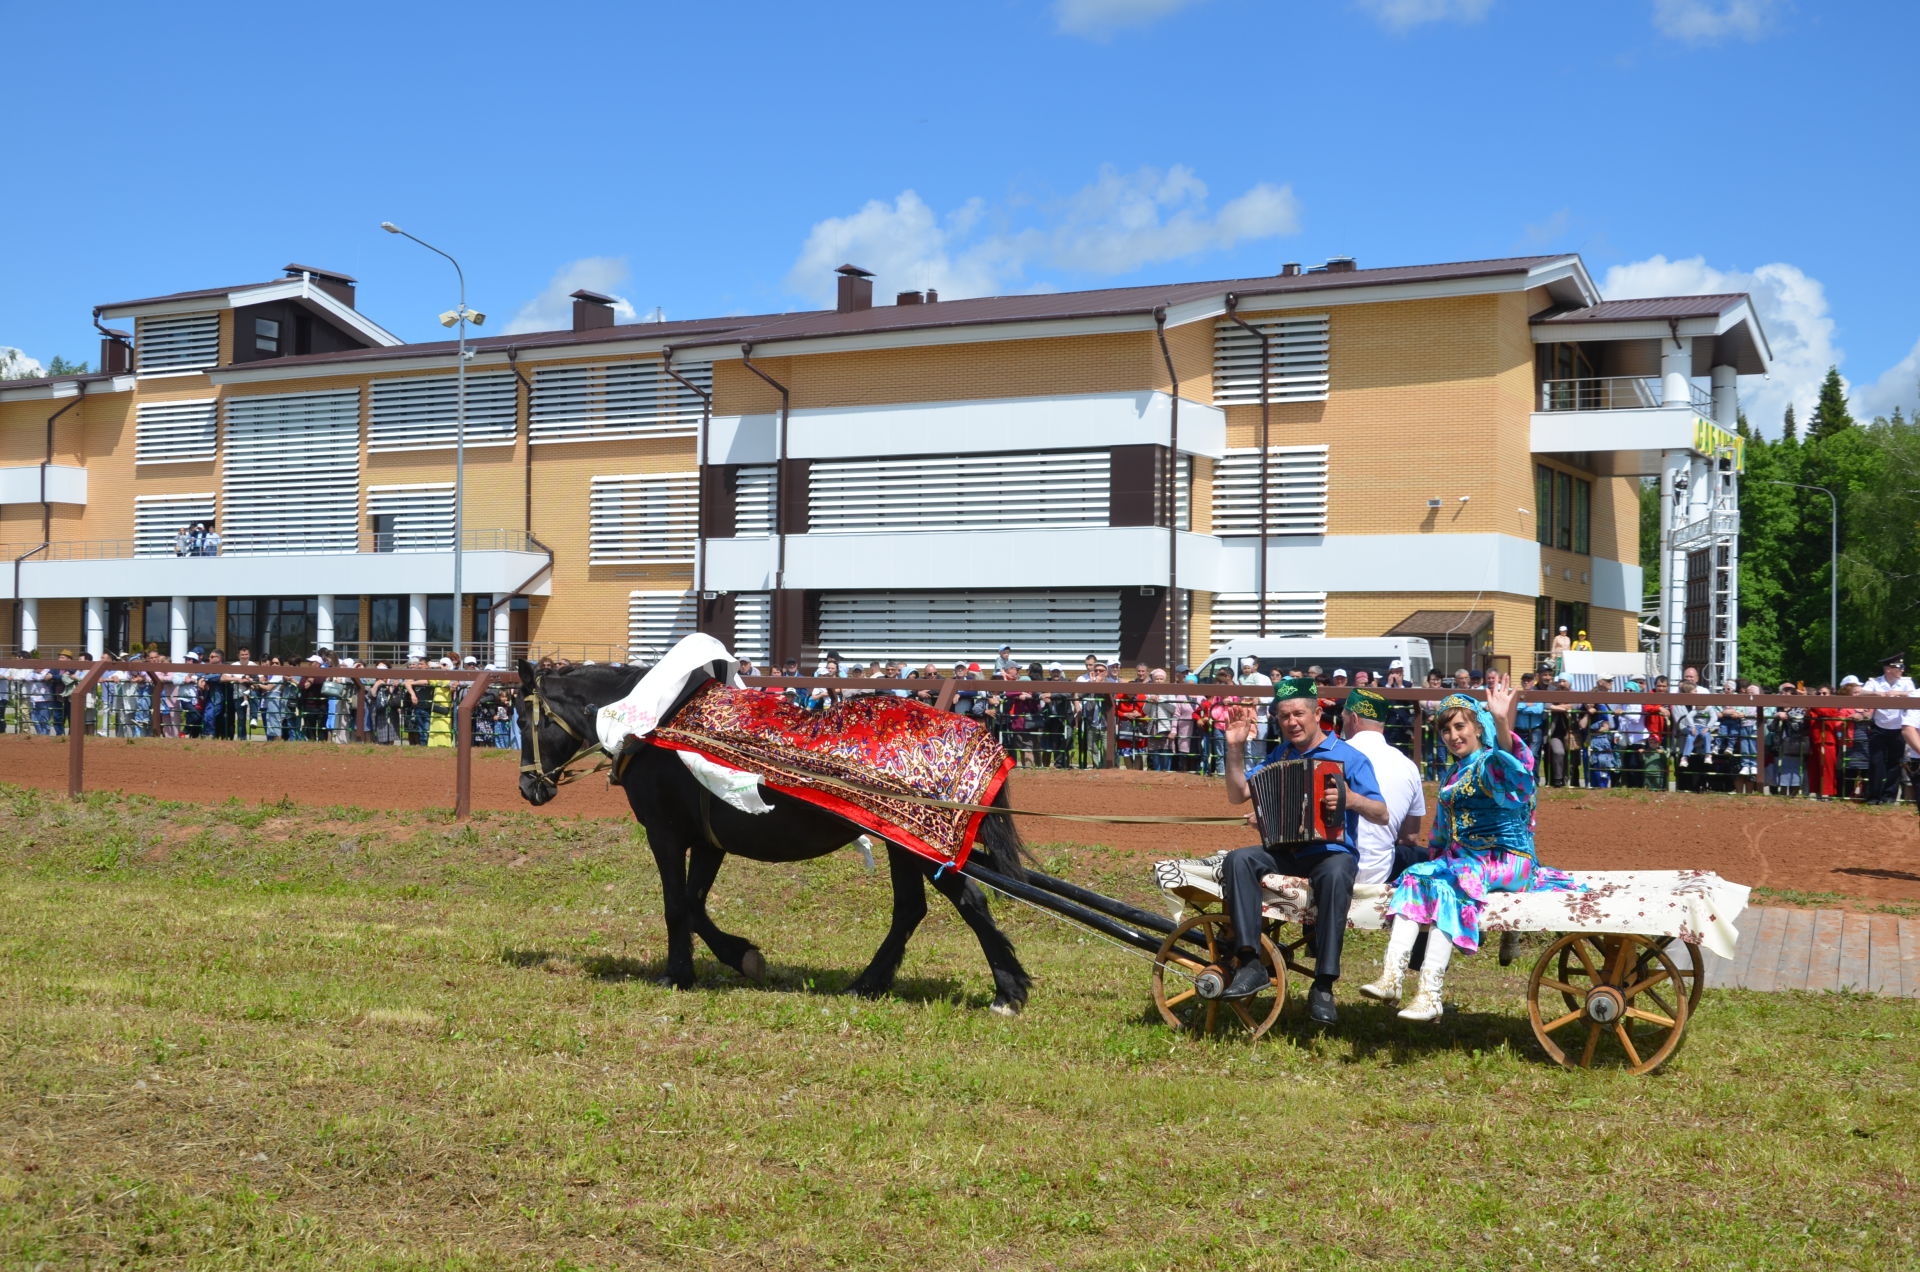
left=254, top=317, right=281, bottom=355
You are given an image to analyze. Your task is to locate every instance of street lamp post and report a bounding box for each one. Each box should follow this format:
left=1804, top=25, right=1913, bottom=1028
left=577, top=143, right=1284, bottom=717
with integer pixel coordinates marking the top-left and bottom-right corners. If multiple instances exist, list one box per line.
left=380, top=222, right=484, bottom=659
left=1765, top=480, right=1838, bottom=687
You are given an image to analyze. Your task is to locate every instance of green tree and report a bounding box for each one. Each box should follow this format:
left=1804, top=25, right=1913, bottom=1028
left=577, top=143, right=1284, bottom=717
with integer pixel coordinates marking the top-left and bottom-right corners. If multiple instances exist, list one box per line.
left=1806, top=366, right=1855, bottom=441
left=1780, top=403, right=1799, bottom=444
left=45, top=355, right=89, bottom=376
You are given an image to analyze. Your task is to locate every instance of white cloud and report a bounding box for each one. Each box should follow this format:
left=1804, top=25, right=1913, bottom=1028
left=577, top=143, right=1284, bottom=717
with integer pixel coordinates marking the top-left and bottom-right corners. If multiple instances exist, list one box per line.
left=1650, top=0, right=1782, bottom=42
left=1351, top=0, right=1494, bottom=33
left=1520, top=207, right=1572, bottom=247
left=500, top=257, right=641, bottom=335
left=0, top=347, right=45, bottom=379
left=1055, top=0, right=1208, bottom=39
left=1602, top=254, right=1838, bottom=433
left=1852, top=337, right=1920, bottom=421
left=785, top=165, right=1301, bottom=305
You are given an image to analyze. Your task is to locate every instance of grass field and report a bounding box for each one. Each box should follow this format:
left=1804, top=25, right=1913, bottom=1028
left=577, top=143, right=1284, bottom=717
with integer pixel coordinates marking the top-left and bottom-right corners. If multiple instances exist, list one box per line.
left=2, top=785, right=1916, bottom=1270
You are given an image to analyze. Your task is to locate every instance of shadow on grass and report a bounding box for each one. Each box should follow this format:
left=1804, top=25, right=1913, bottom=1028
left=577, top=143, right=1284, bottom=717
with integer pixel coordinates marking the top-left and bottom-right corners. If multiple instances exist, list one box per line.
left=1127, top=995, right=1547, bottom=1063
left=498, top=947, right=969, bottom=1005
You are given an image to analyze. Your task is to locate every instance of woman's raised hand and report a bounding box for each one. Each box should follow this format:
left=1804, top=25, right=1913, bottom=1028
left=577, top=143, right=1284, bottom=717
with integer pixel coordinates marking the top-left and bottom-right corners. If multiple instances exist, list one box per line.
left=1485, top=670, right=1518, bottom=728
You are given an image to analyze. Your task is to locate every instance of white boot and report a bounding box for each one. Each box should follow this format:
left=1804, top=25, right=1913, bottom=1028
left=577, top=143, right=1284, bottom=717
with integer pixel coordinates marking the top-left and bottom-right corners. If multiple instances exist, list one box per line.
left=1359, top=917, right=1419, bottom=1004
left=1397, top=929, right=1453, bottom=1022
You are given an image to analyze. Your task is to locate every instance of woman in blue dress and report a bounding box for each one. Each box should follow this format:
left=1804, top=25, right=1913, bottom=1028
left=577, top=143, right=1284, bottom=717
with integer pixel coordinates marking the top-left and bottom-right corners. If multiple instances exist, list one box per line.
left=1361, top=673, right=1579, bottom=1022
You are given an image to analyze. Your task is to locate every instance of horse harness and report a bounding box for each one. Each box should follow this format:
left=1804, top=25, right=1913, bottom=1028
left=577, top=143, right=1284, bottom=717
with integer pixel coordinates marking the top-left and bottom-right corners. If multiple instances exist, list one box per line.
left=520, top=682, right=634, bottom=790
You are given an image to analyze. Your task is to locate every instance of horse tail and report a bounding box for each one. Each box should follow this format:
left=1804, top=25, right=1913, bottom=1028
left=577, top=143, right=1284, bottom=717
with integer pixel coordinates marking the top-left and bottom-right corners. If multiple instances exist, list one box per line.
left=971, top=781, right=1030, bottom=883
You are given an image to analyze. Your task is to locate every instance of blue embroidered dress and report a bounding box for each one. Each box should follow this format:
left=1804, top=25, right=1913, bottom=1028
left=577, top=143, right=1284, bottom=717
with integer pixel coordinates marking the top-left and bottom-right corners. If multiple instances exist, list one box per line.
left=1388, top=695, right=1579, bottom=951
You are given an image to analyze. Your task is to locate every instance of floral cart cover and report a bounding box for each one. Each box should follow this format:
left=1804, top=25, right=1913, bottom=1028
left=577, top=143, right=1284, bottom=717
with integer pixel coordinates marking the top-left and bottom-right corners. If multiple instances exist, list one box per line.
left=1151, top=857, right=1749, bottom=960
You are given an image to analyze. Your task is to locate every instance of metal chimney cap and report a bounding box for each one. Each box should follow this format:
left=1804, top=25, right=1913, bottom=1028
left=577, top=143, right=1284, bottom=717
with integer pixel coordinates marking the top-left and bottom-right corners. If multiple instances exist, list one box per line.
left=835, top=263, right=876, bottom=278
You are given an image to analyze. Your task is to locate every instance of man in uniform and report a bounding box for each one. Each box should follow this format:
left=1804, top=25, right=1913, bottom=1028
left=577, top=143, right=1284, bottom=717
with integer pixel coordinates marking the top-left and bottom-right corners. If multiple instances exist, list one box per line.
left=1220, top=678, right=1390, bottom=1024
left=1865, top=654, right=1915, bottom=804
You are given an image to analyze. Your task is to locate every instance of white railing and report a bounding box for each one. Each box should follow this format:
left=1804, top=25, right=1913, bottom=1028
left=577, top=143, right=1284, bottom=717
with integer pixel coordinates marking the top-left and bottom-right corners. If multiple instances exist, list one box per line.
left=1539, top=377, right=1712, bottom=415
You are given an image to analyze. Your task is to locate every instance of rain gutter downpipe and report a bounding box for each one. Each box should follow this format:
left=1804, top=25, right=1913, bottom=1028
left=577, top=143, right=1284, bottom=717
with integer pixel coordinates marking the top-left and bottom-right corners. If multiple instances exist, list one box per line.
left=500, top=346, right=555, bottom=657
left=1152, top=308, right=1181, bottom=669
left=738, top=342, right=792, bottom=654
left=662, top=344, right=715, bottom=612
left=13, top=381, right=85, bottom=653
left=1224, top=294, right=1271, bottom=638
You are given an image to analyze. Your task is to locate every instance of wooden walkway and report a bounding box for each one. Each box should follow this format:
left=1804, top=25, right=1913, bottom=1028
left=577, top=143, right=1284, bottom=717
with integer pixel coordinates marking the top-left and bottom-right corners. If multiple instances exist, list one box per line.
left=1688, top=906, right=1920, bottom=997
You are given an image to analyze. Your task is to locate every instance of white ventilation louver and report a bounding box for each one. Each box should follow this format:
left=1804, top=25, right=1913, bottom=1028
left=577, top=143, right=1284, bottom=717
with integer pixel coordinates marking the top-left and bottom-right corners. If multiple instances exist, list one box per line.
left=1212, top=313, right=1330, bottom=404
left=733, top=466, right=776, bottom=536
left=589, top=472, right=697, bottom=564
left=732, top=593, right=772, bottom=665
left=809, top=452, right=1110, bottom=534
left=221, top=388, right=362, bottom=555
left=135, top=399, right=217, bottom=464
left=133, top=493, right=216, bottom=558
left=627, top=590, right=698, bottom=663
left=1211, top=446, right=1329, bottom=535
left=530, top=359, right=709, bottom=444
left=368, top=372, right=518, bottom=452
left=1207, top=592, right=1329, bottom=641
left=368, top=483, right=455, bottom=552
left=135, top=313, right=221, bottom=378
left=818, top=591, right=1122, bottom=667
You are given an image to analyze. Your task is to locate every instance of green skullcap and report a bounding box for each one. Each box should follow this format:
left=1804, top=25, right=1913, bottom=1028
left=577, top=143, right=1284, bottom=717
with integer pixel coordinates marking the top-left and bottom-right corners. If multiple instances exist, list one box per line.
left=1343, top=688, right=1387, bottom=721
left=1273, top=677, right=1320, bottom=701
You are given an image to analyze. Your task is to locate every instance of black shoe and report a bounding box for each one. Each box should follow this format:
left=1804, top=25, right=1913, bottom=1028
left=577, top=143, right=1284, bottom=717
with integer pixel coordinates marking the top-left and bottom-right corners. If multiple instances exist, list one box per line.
left=1306, top=984, right=1338, bottom=1025
left=1497, top=930, right=1522, bottom=967
left=1220, top=959, right=1272, bottom=1000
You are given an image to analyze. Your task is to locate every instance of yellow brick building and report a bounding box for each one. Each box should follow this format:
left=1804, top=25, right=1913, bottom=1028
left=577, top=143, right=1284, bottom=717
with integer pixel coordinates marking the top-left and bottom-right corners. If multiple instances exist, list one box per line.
left=0, top=255, right=1769, bottom=677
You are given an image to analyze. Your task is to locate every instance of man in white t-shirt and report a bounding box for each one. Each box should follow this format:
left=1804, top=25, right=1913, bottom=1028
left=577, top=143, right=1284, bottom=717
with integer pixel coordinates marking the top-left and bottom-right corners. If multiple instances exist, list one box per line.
left=1337, top=688, right=1427, bottom=885
left=1864, top=654, right=1915, bottom=804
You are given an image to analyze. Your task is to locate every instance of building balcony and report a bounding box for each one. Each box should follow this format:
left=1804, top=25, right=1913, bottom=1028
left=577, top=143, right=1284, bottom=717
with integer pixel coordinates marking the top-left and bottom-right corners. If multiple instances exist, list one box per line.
left=1537, top=375, right=1712, bottom=415
left=1530, top=377, right=1740, bottom=477
left=2, top=529, right=551, bottom=600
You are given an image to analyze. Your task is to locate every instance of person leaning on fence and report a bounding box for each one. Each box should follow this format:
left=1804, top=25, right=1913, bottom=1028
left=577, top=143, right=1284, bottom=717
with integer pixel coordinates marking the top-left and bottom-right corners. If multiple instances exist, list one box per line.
left=1361, top=677, right=1580, bottom=1022
left=1863, top=655, right=1914, bottom=804
left=1218, top=677, right=1390, bottom=1026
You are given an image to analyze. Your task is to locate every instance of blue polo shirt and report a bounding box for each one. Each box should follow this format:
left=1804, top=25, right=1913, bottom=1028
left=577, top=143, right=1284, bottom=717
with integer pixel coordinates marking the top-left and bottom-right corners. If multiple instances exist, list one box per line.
left=1247, top=732, right=1382, bottom=856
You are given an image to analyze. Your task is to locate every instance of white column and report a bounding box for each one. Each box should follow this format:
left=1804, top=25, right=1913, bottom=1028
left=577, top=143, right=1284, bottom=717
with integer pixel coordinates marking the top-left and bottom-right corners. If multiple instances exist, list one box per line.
left=1710, top=363, right=1739, bottom=430
left=1722, top=468, right=1741, bottom=687
left=18, top=598, right=38, bottom=653
left=407, top=592, right=427, bottom=659
left=84, top=597, right=106, bottom=659
left=316, top=595, right=336, bottom=650
left=169, top=596, right=189, bottom=662
left=491, top=592, right=511, bottom=668
left=1661, top=335, right=1694, bottom=408
left=1659, top=453, right=1682, bottom=684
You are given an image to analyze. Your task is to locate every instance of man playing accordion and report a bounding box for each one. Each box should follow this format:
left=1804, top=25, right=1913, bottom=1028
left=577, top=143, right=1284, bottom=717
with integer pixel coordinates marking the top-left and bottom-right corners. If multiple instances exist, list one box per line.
left=1220, top=677, right=1390, bottom=1024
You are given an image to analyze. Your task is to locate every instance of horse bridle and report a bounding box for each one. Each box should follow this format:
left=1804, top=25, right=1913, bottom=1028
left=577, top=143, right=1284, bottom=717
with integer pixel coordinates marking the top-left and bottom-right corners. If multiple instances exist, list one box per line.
left=520, top=681, right=613, bottom=790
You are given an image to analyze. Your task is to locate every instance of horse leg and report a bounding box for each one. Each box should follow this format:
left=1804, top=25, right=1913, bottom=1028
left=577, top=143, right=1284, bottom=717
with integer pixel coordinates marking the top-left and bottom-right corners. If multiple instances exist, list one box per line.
left=844, top=844, right=929, bottom=998
left=643, top=828, right=698, bottom=989
left=928, top=866, right=1032, bottom=1016
left=684, top=844, right=765, bottom=982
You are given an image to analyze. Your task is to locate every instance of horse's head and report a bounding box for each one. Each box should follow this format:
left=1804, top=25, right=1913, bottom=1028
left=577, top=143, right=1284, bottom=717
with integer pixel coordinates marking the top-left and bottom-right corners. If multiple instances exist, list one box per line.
left=516, top=658, right=592, bottom=806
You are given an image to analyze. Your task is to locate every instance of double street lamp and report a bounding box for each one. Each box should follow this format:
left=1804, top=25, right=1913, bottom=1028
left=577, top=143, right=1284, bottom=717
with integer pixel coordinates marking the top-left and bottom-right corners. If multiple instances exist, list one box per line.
left=380, top=222, right=484, bottom=658
left=1764, top=479, right=1838, bottom=688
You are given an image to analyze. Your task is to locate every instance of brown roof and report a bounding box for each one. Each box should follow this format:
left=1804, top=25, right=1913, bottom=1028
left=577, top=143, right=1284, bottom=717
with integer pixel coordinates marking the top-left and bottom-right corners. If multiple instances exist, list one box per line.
left=679, top=255, right=1575, bottom=350
left=95, top=279, right=286, bottom=311
left=1386, top=610, right=1495, bottom=637
left=0, top=370, right=122, bottom=393
left=209, top=311, right=813, bottom=375
left=1531, top=294, right=1747, bottom=324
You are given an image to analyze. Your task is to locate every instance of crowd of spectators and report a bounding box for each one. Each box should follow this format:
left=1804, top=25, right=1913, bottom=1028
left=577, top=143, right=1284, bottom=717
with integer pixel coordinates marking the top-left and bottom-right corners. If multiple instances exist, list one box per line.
left=5, top=642, right=1918, bottom=806
left=173, top=521, right=222, bottom=556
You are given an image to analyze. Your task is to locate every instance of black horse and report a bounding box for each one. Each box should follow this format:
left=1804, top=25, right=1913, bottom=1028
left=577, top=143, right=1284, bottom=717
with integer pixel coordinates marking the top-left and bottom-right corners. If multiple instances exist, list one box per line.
left=513, top=659, right=1033, bottom=1014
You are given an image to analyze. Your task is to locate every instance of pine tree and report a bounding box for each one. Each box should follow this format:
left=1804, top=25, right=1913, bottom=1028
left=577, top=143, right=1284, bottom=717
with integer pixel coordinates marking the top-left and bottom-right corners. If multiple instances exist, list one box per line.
left=1807, top=366, right=1855, bottom=440
left=1782, top=404, right=1798, bottom=443
left=1736, top=410, right=1751, bottom=438
left=45, top=355, right=89, bottom=376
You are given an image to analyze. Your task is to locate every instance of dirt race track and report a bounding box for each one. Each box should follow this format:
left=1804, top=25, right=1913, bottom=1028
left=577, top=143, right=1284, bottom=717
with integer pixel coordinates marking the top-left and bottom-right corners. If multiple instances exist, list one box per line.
left=4, top=734, right=1919, bottom=907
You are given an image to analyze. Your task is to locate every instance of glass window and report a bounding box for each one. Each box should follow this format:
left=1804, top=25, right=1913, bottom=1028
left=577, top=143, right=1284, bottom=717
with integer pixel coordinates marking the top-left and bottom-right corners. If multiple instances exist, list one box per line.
left=425, top=596, right=454, bottom=648
left=333, top=599, right=361, bottom=655
left=472, top=595, right=492, bottom=644
left=190, top=600, right=218, bottom=649
left=226, top=599, right=259, bottom=655
left=1573, top=479, right=1591, bottom=555
left=1534, top=465, right=1554, bottom=546
left=254, top=316, right=280, bottom=354
left=142, top=598, right=170, bottom=650
left=369, top=596, right=406, bottom=647
left=1554, top=472, right=1573, bottom=550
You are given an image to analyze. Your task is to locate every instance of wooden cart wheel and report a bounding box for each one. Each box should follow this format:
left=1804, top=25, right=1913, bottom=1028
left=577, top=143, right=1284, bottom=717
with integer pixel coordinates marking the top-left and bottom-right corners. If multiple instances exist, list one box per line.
left=1552, top=935, right=1705, bottom=1020
left=1528, top=933, right=1690, bottom=1075
left=1151, top=913, right=1287, bottom=1041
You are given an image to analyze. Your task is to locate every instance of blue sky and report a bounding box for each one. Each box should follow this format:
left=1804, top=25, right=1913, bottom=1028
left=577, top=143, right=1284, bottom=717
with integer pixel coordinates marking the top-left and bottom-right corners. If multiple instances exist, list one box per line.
left=3, top=0, right=1914, bottom=429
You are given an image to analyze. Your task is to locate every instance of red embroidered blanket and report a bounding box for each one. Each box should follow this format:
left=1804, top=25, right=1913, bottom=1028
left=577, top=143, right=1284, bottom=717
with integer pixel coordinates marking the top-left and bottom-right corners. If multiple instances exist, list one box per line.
left=650, top=682, right=1014, bottom=867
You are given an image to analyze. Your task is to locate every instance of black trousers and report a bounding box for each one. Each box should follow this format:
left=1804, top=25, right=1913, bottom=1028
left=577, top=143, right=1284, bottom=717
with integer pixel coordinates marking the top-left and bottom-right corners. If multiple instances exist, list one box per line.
left=1867, top=726, right=1906, bottom=803
left=1224, top=844, right=1357, bottom=980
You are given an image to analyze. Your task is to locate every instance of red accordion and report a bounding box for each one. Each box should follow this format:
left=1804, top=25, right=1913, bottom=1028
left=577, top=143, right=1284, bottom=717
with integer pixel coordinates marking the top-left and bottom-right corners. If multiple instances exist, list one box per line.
left=1249, top=757, right=1347, bottom=850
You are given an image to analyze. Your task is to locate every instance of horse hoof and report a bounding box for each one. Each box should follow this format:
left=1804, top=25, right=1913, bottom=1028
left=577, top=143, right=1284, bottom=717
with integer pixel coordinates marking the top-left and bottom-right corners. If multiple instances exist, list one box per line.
left=739, top=949, right=767, bottom=983
left=990, top=1000, right=1021, bottom=1018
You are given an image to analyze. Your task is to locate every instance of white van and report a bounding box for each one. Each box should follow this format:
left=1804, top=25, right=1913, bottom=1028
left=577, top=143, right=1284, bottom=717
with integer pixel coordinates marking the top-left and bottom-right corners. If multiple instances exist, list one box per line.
left=1195, top=638, right=1433, bottom=686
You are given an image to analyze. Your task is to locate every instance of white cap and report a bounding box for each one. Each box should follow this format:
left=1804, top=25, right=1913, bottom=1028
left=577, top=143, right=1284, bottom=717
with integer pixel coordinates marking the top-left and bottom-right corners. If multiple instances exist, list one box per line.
left=1332, top=668, right=1348, bottom=677
left=1559, top=625, right=1567, bottom=631
left=1841, top=674, right=1861, bottom=686
left=1388, top=659, right=1405, bottom=670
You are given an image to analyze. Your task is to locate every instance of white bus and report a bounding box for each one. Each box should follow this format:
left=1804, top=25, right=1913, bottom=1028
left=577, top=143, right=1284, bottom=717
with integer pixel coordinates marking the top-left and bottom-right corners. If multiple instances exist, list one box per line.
left=1194, top=637, right=1434, bottom=687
